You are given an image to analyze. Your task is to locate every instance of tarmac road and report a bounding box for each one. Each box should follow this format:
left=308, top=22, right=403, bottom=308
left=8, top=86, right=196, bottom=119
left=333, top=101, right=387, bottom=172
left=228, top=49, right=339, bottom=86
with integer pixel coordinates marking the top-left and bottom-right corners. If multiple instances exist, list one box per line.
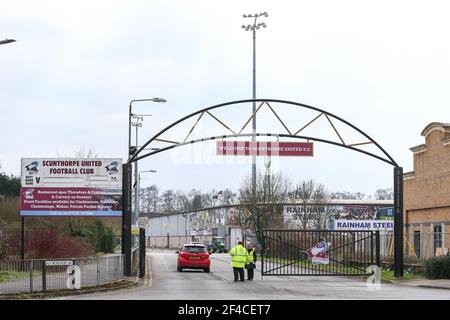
left=57, top=249, right=450, bottom=300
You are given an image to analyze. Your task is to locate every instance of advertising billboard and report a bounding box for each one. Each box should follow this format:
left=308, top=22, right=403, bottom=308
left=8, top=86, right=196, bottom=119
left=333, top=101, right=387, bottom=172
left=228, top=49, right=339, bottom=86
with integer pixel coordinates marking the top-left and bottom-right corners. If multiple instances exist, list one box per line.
left=283, top=203, right=394, bottom=230
left=333, top=219, right=394, bottom=231
left=20, top=158, right=122, bottom=217
left=216, top=141, right=313, bottom=157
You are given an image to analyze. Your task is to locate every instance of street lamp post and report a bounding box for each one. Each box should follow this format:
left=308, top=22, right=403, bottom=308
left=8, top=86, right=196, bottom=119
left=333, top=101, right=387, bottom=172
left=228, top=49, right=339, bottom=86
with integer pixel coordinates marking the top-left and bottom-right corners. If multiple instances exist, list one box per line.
left=128, top=98, right=166, bottom=243
left=138, top=169, right=157, bottom=214
left=137, top=169, right=157, bottom=278
left=242, top=12, right=268, bottom=197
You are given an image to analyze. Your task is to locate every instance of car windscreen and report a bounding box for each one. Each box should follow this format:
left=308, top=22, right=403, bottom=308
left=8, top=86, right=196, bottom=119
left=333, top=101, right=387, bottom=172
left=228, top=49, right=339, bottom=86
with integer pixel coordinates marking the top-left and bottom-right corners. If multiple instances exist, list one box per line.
left=182, top=246, right=207, bottom=253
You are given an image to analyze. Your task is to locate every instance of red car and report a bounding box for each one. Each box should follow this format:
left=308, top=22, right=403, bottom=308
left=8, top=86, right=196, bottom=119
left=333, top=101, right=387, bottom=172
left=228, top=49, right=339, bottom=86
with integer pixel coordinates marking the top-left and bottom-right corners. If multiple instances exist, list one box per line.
left=176, top=243, right=211, bottom=273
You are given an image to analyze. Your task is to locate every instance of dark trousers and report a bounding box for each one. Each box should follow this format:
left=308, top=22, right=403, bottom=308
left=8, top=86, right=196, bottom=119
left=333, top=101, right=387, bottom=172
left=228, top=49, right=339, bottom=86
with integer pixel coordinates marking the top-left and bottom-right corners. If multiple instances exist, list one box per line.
left=233, top=267, right=245, bottom=281
left=247, top=268, right=254, bottom=280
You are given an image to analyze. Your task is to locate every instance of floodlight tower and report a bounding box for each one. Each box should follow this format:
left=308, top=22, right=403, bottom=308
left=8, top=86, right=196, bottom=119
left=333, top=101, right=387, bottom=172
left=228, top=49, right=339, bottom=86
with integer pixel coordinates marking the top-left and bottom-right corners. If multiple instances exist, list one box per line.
left=242, top=12, right=268, bottom=197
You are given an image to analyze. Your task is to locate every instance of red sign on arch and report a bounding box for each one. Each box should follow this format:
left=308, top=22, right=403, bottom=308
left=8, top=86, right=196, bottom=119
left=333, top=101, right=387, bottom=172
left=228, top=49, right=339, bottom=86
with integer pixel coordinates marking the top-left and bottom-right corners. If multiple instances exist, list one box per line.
left=216, top=141, right=313, bottom=157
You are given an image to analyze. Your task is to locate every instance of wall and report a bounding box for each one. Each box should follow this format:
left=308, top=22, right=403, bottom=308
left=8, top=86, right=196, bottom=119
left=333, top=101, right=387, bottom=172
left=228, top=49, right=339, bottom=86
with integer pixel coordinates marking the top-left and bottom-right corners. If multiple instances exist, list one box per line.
left=403, top=122, right=450, bottom=258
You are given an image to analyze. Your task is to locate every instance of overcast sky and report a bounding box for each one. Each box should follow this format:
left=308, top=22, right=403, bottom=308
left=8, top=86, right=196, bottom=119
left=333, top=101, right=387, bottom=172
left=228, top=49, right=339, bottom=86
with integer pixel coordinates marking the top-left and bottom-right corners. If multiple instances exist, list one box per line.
left=1, top=0, right=449, bottom=195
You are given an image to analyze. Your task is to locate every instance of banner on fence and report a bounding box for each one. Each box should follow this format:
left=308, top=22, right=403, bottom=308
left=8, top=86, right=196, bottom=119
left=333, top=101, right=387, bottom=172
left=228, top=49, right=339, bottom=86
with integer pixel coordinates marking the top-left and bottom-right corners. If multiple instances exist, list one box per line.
left=20, top=158, right=122, bottom=217
left=333, top=219, right=394, bottom=231
left=305, top=240, right=330, bottom=265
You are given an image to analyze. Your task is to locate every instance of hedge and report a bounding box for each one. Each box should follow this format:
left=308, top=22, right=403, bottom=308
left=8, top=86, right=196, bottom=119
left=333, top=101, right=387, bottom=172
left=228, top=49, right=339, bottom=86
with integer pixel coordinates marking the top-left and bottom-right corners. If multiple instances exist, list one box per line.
left=424, top=255, right=450, bottom=279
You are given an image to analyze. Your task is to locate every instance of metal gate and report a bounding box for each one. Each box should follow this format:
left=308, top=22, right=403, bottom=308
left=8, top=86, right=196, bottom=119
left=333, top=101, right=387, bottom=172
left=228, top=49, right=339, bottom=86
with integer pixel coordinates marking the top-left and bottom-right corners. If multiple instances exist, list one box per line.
left=261, top=230, right=380, bottom=276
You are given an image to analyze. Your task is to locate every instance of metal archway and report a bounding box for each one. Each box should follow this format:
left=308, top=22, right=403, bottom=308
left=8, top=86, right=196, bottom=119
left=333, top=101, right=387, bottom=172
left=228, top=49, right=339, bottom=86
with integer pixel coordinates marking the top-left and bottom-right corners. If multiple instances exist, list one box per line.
left=122, top=99, right=403, bottom=277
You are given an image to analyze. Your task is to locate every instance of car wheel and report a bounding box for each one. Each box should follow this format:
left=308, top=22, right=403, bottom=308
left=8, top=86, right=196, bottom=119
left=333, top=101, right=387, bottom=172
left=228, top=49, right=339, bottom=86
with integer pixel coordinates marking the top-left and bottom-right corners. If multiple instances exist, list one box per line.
left=177, top=267, right=183, bottom=272
left=204, top=268, right=210, bottom=273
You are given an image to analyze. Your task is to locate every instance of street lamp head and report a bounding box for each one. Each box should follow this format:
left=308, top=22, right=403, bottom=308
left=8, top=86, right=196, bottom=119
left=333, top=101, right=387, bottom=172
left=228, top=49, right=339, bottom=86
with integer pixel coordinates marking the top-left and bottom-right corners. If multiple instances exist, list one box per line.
left=152, top=97, right=167, bottom=103
left=0, top=38, right=16, bottom=45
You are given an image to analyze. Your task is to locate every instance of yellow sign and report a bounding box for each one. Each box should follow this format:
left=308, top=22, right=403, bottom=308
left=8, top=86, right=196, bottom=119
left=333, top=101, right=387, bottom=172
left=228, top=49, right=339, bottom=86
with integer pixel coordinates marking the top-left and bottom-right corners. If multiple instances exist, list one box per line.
left=132, top=225, right=140, bottom=235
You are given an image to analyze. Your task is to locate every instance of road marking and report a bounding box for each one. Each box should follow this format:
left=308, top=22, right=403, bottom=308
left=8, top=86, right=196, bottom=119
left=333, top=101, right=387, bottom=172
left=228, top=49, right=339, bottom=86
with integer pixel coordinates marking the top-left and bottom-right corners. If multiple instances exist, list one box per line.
left=209, top=272, right=228, bottom=281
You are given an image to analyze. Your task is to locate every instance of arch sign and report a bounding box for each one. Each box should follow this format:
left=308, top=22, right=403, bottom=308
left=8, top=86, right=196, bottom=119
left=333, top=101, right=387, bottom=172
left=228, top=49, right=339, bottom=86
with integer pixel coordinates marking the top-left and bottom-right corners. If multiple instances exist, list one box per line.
left=216, top=141, right=313, bottom=157
left=122, top=99, right=404, bottom=277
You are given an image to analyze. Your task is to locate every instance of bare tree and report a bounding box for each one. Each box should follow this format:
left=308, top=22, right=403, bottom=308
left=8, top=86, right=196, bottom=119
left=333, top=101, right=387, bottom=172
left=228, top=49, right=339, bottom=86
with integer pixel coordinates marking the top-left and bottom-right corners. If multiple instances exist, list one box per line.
left=174, top=190, right=189, bottom=212
left=57, top=147, right=99, bottom=159
left=140, top=184, right=159, bottom=214
left=374, top=188, right=393, bottom=200
left=290, top=180, right=330, bottom=229
left=329, top=191, right=366, bottom=200
left=188, top=189, right=202, bottom=210
left=238, top=171, right=291, bottom=245
left=311, top=183, right=330, bottom=229
left=160, top=190, right=176, bottom=213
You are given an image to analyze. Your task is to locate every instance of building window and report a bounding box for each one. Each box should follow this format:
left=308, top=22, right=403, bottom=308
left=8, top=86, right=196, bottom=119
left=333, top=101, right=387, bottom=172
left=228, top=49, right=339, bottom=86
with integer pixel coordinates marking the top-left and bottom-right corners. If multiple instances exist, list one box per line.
left=414, top=231, right=421, bottom=258
left=434, top=225, right=442, bottom=248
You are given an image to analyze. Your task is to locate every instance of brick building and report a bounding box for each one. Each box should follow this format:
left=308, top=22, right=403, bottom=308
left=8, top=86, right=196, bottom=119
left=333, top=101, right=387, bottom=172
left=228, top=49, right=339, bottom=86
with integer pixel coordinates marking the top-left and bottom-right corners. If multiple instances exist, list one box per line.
left=403, top=122, right=450, bottom=258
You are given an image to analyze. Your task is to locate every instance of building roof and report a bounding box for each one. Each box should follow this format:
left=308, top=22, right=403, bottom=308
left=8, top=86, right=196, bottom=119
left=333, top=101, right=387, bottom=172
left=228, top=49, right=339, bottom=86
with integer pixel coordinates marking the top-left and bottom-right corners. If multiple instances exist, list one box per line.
left=421, top=122, right=450, bottom=137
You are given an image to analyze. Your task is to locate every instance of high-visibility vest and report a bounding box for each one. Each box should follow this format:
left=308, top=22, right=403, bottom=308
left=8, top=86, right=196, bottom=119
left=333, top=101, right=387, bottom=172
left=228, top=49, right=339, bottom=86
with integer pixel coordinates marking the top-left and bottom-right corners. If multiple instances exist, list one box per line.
left=246, top=248, right=255, bottom=264
left=230, top=244, right=248, bottom=268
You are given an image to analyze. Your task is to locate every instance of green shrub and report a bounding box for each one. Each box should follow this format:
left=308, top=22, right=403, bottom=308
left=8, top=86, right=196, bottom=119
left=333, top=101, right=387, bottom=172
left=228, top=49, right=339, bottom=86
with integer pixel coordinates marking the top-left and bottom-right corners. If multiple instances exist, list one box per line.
left=424, top=255, right=450, bottom=279
left=68, top=219, right=116, bottom=254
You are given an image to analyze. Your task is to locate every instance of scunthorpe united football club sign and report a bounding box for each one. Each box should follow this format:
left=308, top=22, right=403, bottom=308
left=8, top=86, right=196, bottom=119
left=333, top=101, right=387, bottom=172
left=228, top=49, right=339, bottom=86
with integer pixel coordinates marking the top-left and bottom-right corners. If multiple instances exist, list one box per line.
left=20, top=158, right=122, bottom=217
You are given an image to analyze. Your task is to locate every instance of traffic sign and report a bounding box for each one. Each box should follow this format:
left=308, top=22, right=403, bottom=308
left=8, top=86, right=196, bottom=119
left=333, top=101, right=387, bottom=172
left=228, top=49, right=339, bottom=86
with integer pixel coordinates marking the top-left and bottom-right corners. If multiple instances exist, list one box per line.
left=132, top=225, right=140, bottom=235
left=138, top=217, right=149, bottom=228
left=45, top=260, right=74, bottom=266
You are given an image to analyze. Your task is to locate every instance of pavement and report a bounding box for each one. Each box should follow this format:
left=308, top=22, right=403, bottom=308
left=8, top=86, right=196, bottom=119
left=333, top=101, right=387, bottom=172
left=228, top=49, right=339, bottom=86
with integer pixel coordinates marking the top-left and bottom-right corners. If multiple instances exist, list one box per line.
left=54, top=249, right=450, bottom=300
left=389, top=279, right=450, bottom=290
left=0, top=255, right=124, bottom=295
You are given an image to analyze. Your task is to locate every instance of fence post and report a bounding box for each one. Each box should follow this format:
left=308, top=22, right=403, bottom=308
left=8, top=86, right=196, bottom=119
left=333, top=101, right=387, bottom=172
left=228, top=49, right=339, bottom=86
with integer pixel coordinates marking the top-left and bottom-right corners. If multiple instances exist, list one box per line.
left=21, top=216, right=25, bottom=260
left=139, top=228, right=146, bottom=278
left=370, top=231, right=374, bottom=265
left=261, top=231, right=265, bottom=279
left=122, top=163, right=132, bottom=276
left=376, top=231, right=381, bottom=267
left=97, top=256, right=100, bottom=286
left=42, top=260, right=47, bottom=293
left=29, top=260, right=33, bottom=294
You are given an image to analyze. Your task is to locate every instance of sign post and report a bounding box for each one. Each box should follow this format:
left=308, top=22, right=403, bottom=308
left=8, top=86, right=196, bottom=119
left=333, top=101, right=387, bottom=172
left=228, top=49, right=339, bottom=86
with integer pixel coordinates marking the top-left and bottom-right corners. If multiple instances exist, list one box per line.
left=122, top=163, right=132, bottom=276
left=139, top=227, right=146, bottom=278
left=394, top=166, right=404, bottom=277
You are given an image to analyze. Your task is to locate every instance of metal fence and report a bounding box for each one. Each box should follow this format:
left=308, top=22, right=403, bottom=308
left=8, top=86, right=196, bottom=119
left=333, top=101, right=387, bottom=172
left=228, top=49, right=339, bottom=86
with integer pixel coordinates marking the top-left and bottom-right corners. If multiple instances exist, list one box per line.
left=131, top=246, right=139, bottom=277
left=378, top=232, right=450, bottom=261
left=0, top=254, right=125, bottom=295
left=261, top=230, right=378, bottom=276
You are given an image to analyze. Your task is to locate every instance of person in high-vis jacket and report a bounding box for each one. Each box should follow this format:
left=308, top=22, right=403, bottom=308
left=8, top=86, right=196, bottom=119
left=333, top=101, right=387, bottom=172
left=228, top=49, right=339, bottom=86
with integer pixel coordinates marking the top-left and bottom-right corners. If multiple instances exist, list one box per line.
left=229, top=241, right=248, bottom=282
left=245, top=242, right=257, bottom=280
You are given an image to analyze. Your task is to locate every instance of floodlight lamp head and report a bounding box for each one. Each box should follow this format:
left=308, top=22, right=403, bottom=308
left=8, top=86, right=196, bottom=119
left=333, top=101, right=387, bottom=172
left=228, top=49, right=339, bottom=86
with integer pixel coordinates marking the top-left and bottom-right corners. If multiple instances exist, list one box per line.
left=243, top=14, right=247, bottom=18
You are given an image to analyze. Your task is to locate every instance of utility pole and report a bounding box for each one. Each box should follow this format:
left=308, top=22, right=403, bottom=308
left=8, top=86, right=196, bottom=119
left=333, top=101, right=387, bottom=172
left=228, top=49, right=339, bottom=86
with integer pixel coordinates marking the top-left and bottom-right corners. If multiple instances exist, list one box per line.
left=242, top=12, right=268, bottom=197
